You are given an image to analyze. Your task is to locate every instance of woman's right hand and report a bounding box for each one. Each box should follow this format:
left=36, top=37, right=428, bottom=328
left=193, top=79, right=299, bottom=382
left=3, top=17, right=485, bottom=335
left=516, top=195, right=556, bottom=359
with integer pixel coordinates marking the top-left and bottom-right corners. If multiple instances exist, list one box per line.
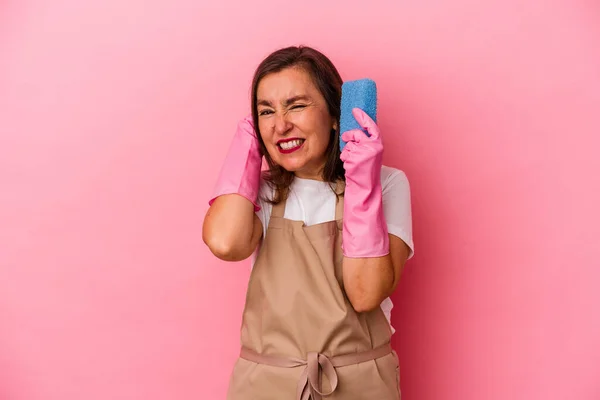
left=203, top=115, right=264, bottom=261
left=208, top=115, right=263, bottom=211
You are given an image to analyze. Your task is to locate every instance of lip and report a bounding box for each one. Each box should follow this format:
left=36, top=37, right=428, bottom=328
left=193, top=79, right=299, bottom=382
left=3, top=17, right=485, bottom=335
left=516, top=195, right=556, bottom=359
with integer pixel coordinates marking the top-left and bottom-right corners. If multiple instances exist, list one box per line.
left=277, top=138, right=305, bottom=154
left=276, top=137, right=304, bottom=145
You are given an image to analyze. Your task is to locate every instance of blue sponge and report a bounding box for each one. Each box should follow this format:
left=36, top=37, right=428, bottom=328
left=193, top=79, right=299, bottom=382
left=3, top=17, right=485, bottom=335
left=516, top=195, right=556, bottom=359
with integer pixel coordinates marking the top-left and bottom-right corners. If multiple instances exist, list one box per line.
left=339, top=78, right=377, bottom=152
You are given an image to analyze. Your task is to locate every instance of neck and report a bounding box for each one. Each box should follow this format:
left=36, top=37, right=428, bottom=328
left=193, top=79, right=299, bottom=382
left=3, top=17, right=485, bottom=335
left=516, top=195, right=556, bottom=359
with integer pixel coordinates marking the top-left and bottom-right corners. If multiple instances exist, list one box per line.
left=294, top=158, right=327, bottom=181
left=294, top=166, right=325, bottom=181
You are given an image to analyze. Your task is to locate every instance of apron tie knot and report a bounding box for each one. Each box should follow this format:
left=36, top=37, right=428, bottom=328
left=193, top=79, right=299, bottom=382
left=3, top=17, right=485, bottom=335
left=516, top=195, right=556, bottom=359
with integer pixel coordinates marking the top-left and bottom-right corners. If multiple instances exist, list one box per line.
left=297, top=352, right=338, bottom=400
left=239, top=343, right=393, bottom=400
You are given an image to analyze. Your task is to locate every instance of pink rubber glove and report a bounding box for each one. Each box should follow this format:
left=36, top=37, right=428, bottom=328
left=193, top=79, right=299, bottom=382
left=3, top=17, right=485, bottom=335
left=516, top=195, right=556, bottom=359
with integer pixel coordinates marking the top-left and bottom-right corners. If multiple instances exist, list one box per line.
left=208, top=115, right=263, bottom=211
left=340, top=108, right=389, bottom=258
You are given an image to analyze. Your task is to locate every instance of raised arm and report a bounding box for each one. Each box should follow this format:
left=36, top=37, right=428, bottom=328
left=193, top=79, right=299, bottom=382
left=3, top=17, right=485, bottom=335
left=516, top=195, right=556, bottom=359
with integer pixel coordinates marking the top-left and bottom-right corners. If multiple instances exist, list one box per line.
left=340, top=108, right=412, bottom=312
left=202, top=116, right=264, bottom=262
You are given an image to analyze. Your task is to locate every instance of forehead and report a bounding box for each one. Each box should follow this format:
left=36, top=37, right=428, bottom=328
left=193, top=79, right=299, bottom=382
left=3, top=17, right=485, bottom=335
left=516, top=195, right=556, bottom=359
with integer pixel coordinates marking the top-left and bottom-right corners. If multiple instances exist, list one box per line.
left=257, top=67, right=321, bottom=101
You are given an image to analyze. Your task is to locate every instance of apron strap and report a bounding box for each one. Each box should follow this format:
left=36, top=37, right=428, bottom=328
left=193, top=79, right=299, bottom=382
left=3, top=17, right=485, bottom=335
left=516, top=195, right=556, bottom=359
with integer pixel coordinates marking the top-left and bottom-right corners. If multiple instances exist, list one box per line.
left=271, top=194, right=287, bottom=218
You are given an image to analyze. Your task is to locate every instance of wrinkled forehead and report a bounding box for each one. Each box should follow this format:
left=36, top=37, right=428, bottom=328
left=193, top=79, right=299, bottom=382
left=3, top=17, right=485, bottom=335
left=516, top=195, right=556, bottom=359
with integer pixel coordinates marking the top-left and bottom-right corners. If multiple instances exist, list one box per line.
left=256, top=67, right=322, bottom=104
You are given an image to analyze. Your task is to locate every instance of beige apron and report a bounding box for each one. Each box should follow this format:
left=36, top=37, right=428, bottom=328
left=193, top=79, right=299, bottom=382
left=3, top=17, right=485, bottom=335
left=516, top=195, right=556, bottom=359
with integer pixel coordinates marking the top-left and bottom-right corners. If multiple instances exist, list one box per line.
left=227, top=182, right=401, bottom=400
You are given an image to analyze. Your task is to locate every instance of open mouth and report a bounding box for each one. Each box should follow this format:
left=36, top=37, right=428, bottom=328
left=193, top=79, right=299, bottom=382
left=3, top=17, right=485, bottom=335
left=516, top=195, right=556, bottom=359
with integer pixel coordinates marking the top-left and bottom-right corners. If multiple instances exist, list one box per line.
left=277, top=139, right=305, bottom=154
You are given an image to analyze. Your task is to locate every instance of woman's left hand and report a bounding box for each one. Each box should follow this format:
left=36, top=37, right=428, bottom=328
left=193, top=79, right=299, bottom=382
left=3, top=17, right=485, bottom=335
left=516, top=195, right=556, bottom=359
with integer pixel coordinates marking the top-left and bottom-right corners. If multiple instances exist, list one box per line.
left=340, top=108, right=389, bottom=258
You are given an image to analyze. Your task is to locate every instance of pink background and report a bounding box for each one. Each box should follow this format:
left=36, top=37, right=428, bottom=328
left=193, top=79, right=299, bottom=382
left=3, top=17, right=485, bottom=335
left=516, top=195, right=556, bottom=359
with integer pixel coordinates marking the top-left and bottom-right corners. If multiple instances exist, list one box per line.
left=1, top=1, right=599, bottom=399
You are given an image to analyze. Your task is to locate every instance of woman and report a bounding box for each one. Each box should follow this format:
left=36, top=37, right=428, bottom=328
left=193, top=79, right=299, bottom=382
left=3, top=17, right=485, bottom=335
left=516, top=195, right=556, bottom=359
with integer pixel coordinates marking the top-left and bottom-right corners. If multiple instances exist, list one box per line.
left=203, top=45, right=414, bottom=400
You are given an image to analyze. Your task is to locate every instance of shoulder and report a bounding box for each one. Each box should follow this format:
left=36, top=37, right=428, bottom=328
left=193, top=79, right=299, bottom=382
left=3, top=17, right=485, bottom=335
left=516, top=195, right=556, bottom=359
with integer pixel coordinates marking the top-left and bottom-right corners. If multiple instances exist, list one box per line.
left=379, top=165, right=414, bottom=258
left=380, top=165, right=410, bottom=194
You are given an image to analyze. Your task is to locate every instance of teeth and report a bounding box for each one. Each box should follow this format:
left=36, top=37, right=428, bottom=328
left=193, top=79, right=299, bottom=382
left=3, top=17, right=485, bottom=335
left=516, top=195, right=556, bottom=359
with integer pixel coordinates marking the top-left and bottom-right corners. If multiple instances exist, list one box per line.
left=280, top=139, right=303, bottom=150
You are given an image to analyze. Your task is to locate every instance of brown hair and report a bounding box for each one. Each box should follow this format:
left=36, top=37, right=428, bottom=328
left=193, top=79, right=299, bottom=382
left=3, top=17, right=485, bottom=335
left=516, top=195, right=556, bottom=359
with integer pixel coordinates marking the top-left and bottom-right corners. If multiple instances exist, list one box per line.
left=251, top=45, right=345, bottom=204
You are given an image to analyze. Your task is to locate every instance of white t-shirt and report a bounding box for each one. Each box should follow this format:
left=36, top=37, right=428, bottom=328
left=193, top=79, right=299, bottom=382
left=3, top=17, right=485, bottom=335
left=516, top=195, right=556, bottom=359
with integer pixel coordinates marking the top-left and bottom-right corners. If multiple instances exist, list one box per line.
left=252, top=165, right=414, bottom=334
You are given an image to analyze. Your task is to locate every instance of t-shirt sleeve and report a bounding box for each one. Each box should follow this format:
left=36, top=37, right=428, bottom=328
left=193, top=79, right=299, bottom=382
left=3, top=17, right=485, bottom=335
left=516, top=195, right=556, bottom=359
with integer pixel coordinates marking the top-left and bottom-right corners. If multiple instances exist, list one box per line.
left=381, top=166, right=415, bottom=259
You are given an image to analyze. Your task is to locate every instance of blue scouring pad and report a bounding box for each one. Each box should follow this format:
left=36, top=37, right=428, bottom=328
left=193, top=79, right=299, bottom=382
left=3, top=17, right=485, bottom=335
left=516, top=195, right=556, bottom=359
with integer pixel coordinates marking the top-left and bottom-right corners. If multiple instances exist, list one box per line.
left=339, top=78, right=377, bottom=152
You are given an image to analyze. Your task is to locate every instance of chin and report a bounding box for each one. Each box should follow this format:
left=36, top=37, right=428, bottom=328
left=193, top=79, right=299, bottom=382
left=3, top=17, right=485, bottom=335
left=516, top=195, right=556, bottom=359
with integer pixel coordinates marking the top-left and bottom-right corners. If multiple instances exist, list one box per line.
left=269, top=153, right=307, bottom=172
left=279, top=161, right=305, bottom=173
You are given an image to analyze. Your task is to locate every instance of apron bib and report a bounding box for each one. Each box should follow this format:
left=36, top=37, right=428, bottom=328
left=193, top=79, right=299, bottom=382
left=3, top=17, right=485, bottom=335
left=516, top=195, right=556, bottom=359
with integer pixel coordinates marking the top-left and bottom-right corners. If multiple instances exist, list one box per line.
left=227, top=181, right=401, bottom=400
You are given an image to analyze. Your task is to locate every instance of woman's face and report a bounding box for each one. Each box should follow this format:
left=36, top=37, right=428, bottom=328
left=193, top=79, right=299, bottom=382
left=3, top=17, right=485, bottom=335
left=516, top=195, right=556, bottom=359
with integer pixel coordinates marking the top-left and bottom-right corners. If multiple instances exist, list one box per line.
left=256, top=67, right=336, bottom=180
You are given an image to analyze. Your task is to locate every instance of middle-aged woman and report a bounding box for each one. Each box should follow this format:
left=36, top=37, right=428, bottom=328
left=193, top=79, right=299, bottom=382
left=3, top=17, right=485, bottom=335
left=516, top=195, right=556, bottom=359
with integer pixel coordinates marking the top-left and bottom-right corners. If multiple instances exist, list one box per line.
left=203, top=45, right=414, bottom=399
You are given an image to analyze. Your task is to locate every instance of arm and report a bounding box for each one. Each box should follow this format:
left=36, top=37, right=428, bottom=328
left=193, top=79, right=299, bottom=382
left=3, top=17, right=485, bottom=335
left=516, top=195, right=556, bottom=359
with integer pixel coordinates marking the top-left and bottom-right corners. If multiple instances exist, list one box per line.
left=203, top=195, right=263, bottom=261
left=343, top=235, right=410, bottom=312
left=202, top=115, right=264, bottom=262
left=340, top=108, right=413, bottom=312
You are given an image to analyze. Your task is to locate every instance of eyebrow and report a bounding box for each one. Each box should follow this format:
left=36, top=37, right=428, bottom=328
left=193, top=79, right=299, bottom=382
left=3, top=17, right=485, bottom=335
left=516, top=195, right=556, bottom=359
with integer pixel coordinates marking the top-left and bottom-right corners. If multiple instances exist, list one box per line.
left=257, top=95, right=311, bottom=107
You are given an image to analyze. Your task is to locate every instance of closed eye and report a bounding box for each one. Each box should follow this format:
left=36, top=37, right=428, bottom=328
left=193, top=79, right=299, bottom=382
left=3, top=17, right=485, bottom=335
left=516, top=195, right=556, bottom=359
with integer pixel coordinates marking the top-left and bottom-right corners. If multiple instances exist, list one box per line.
left=291, top=104, right=306, bottom=110
left=259, top=109, right=273, bottom=116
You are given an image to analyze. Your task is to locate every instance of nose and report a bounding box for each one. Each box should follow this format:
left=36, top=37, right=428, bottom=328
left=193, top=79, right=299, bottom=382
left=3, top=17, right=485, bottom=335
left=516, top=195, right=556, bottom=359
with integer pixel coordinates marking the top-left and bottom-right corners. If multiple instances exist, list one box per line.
left=273, top=111, right=293, bottom=136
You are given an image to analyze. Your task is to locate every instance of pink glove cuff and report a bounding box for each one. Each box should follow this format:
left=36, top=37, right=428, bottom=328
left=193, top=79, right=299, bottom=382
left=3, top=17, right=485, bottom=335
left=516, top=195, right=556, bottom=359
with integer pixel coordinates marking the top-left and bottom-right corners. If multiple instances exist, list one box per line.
left=341, top=179, right=390, bottom=258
